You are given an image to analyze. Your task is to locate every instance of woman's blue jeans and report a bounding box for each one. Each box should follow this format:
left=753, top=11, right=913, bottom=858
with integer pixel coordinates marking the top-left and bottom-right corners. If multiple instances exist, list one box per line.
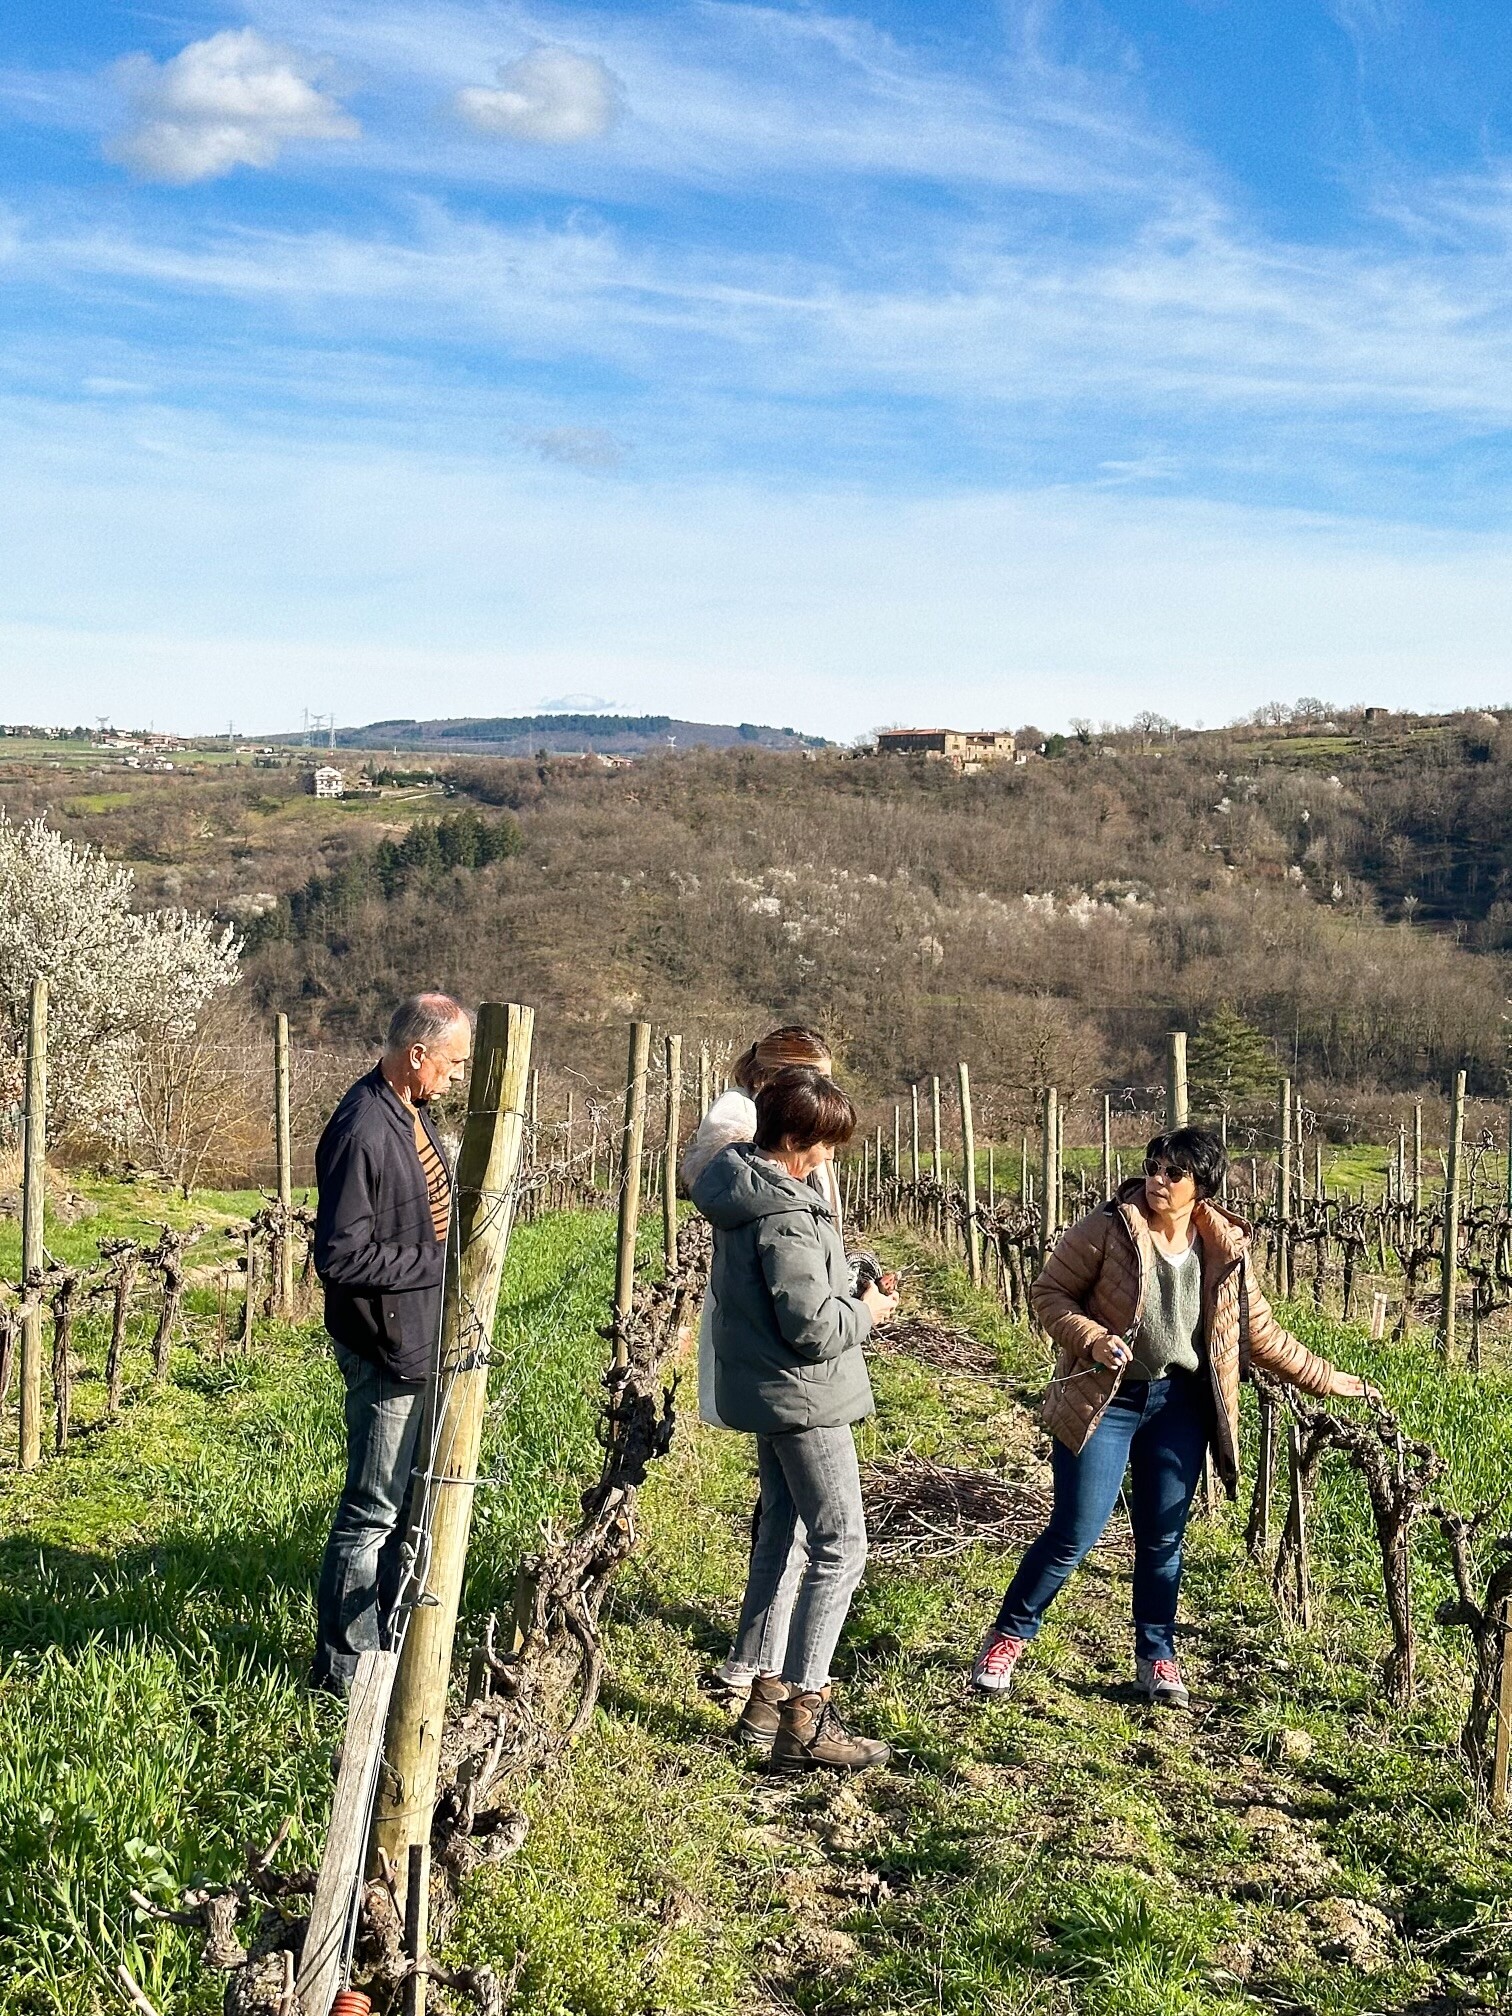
left=996, top=1370, right=1213, bottom=1663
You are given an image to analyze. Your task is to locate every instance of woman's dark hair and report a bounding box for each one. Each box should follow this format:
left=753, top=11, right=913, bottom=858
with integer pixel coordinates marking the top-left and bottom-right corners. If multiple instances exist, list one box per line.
left=1143, top=1126, right=1227, bottom=1201
left=754, top=1066, right=857, bottom=1152
left=733, top=1025, right=832, bottom=1095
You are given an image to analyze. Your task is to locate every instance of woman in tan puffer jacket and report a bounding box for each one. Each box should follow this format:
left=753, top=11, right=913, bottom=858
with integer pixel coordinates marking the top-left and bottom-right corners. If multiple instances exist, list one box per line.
left=972, top=1126, right=1375, bottom=1709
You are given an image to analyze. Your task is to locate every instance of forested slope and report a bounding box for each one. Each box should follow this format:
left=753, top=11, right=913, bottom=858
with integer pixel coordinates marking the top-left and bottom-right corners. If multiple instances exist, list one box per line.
left=4, top=709, right=1509, bottom=1122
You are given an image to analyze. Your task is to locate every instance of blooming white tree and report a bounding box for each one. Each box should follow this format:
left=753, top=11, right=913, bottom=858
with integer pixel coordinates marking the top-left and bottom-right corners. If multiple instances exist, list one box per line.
left=0, top=816, right=241, bottom=1146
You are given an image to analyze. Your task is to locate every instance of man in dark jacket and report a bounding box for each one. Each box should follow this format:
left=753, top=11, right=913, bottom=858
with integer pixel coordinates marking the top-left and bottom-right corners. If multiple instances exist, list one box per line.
left=309, top=991, right=472, bottom=1695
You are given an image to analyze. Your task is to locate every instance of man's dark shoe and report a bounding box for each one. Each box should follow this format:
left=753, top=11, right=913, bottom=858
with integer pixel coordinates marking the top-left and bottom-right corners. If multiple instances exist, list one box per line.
left=771, top=1685, right=890, bottom=1773
left=736, top=1673, right=793, bottom=1750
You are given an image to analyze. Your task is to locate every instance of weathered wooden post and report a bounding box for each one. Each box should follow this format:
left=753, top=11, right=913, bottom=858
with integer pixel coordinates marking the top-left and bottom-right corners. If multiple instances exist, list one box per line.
left=364, top=1002, right=534, bottom=2014
left=959, top=1062, right=980, bottom=1286
left=1441, top=1068, right=1466, bottom=1359
left=1282, top=1417, right=1311, bottom=1627
left=1020, top=1130, right=1029, bottom=1204
left=564, top=1088, right=576, bottom=1176
left=1167, top=1030, right=1188, bottom=1129
left=1056, top=1100, right=1066, bottom=1226
left=614, top=1022, right=652, bottom=1361
left=662, top=1034, right=682, bottom=1276
left=19, top=976, right=46, bottom=1470
left=893, top=1104, right=901, bottom=1183
left=1412, top=1100, right=1423, bottom=1230
left=1254, top=1389, right=1277, bottom=1554
left=910, top=1083, right=921, bottom=1187
left=274, top=1012, right=295, bottom=1318
left=987, top=1143, right=996, bottom=1213
left=1490, top=1595, right=1512, bottom=1815
left=1277, top=1076, right=1293, bottom=1299
left=930, top=1075, right=943, bottom=1181
left=1101, top=1093, right=1113, bottom=1200
left=698, top=1042, right=712, bottom=1120
left=1039, top=1086, right=1058, bottom=1268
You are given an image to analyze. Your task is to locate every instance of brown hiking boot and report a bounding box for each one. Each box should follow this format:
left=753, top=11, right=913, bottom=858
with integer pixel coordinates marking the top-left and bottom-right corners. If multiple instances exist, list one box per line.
left=771, top=1685, right=890, bottom=1773
left=736, top=1673, right=793, bottom=1750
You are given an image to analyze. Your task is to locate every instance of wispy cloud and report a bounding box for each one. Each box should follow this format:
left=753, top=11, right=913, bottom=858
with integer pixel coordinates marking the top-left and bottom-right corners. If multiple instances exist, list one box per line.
left=105, top=28, right=358, bottom=184
left=455, top=46, right=622, bottom=143
left=518, top=425, right=627, bottom=470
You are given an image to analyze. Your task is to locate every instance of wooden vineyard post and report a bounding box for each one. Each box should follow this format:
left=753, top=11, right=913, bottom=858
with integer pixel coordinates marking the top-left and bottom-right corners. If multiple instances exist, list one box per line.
left=367, top=1003, right=534, bottom=2011
left=1277, top=1077, right=1293, bottom=1300
left=1412, top=1101, right=1423, bottom=1232
left=1039, top=1086, right=1058, bottom=1269
left=1490, top=1594, right=1512, bottom=1815
left=1441, top=1068, right=1466, bottom=1359
left=893, top=1104, right=901, bottom=1183
left=698, top=1042, right=712, bottom=1120
left=1056, top=1100, right=1066, bottom=1226
left=19, top=976, right=46, bottom=1471
left=1282, top=1418, right=1311, bottom=1627
left=1020, top=1131, right=1029, bottom=1204
left=274, top=1011, right=295, bottom=1318
left=1167, top=1030, right=1188, bottom=1129
left=930, top=1076, right=943, bottom=1181
left=614, top=1022, right=652, bottom=1361
left=299, top=1648, right=400, bottom=2016
left=958, top=1062, right=980, bottom=1286
left=1249, top=1387, right=1277, bottom=1557
left=1370, top=1291, right=1389, bottom=1341
left=909, top=1083, right=921, bottom=1187
left=1219, top=1112, right=1229, bottom=1203
left=565, top=1089, right=576, bottom=1176
left=1101, top=1094, right=1113, bottom=1200
left=662, top=1034, right=682, bottom=1276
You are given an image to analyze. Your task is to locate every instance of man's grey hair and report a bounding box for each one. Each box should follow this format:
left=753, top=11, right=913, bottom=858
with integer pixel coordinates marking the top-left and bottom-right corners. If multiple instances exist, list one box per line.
left=385, top=992, right=471, bottom=1053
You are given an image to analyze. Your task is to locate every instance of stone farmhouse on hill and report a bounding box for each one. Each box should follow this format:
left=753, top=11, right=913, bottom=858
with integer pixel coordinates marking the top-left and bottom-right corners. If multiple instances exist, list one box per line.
left=874, top=728, right=1017, bottom=772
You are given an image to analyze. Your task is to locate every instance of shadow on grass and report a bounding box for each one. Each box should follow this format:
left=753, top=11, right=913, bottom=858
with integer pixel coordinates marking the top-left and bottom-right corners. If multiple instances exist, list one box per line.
left=0, top=1512, right=323, bottom=1675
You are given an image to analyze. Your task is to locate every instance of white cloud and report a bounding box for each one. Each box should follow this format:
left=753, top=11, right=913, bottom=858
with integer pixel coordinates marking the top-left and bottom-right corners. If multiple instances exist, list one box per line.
left=454, top=46, right=622, bottom=144
left=105, top=28, right=357, bottom=184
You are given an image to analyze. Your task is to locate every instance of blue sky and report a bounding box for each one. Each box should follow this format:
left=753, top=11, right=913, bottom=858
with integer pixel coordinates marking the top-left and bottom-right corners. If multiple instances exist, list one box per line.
left=2, top=1, right=1510, bottom=738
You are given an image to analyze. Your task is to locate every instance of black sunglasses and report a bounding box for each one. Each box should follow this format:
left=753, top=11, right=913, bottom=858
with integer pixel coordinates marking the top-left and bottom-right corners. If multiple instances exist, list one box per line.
left=1144, top=1158, right=1195, bottom=1182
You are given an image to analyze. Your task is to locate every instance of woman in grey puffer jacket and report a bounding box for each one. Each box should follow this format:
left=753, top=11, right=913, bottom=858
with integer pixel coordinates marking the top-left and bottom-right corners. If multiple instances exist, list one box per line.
left=691, top=1066, right=897, bottom=1772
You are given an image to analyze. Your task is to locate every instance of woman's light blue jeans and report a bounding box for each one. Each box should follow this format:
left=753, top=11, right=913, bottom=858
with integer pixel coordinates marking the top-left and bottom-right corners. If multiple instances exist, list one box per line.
left=730, top=1424, right=868, bottom=1692
left=995, top=1370, right=1212, bottom=1663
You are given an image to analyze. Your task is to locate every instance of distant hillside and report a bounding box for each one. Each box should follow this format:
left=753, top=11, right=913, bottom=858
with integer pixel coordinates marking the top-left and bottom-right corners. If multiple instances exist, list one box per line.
left=300, top=714, right=830, bottom=756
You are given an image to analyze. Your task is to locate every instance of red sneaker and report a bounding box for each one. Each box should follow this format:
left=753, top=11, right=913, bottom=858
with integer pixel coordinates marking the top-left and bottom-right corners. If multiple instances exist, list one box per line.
left=972, top=1629, right=1026, bottom=1694
left=1136, top=1656, right=1190, bottom=1709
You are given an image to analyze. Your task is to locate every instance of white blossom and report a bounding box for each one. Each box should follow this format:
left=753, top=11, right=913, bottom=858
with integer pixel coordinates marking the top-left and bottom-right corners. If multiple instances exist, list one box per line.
left=0, top=816, right=241, bottom=1143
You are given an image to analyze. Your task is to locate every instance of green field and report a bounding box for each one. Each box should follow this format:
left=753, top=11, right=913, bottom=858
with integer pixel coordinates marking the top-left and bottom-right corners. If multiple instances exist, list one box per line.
left=3, top=1206, right=1512, bottom=2012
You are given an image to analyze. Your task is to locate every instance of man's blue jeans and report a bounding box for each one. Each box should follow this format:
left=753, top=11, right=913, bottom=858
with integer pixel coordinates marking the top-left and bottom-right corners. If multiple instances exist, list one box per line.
left=312, top=1344, right=425, bottom=1695
left=996, top=1370, right=1212, bottom=1664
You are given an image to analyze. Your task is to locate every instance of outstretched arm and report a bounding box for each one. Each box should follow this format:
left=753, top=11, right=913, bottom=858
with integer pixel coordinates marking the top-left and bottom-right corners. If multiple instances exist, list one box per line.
left=1246, top=1268, right=1377, bottom=1400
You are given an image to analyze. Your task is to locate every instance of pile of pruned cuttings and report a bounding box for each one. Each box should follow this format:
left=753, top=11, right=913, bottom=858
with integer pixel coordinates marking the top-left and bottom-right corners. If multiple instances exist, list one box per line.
left=862, top=1453, right=1132, bottom=1563
left=869, top=1316, right=1000, bottom=1379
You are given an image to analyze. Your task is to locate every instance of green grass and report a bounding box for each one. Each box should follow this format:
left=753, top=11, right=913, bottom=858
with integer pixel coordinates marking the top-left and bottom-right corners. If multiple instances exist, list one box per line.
left=0, top=1174, right=317, bottom=1280
left=0, top=1211, right=625, bottom=2014
left=6, top=1207, right=1512, bottom=2013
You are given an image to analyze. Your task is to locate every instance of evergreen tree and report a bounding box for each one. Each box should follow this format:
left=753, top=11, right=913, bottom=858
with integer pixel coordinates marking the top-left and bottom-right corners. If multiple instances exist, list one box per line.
left=1187, top=1002, right=1278, bottom=1117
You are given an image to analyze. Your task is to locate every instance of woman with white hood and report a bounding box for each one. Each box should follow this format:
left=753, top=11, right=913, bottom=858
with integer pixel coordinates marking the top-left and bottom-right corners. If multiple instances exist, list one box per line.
left=680, top=1028, right=841, bottom=1701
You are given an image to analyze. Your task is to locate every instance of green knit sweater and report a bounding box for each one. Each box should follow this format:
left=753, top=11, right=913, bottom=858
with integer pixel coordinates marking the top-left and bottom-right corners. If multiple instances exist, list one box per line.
left=1126, top=1241, right=1203, bottom=1381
